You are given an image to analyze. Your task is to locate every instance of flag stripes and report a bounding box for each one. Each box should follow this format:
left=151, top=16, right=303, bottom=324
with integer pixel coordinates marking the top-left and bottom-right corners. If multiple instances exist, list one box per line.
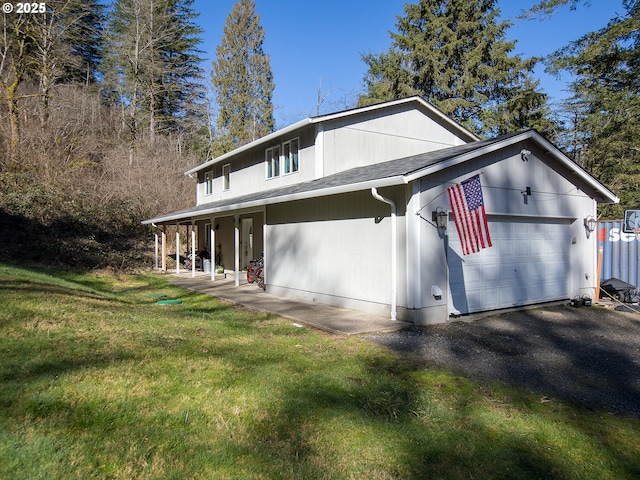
left=447, top=174, right=492, bottom=255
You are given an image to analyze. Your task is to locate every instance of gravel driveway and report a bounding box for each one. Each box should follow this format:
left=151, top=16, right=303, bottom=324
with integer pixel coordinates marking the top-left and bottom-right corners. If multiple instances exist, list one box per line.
left=362, top=303, right=640, bottom=417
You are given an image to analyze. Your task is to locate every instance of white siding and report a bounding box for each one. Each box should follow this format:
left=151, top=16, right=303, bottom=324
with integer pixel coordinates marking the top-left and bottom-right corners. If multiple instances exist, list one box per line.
left=265, top=188, right=407, bottom=316
left=194, top=102, right=471, bottom=207
left=413, top=141, right=599, bottom=324
left=322, top=107, right=469, bottom=177
left=195, top=127, right=317, bottom=206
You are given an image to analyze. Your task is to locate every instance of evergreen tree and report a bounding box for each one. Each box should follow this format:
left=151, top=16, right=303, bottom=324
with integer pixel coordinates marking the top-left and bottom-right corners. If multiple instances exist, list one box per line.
left=359, top=0, right=551, bottom=137
left=152, top=0, right=205, bottom=134
left=480, top=73, right=558, bottom=137
left=546, top=0, right=639, bottom=217
left=519, top=0, right=587, bottom=20
left=49, top=0, right=105, bottom=85
left=211, top=0, right=274, bottom=156
left=103, top=0, right=204, bottom=159
left=33, top=0, right=106, bottom=124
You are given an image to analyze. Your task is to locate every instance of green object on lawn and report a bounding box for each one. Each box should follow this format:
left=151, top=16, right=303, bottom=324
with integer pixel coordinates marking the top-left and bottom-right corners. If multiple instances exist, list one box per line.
left=148, top=293, right=168, bottom=298
left=157, top=299, right=183, bottom=305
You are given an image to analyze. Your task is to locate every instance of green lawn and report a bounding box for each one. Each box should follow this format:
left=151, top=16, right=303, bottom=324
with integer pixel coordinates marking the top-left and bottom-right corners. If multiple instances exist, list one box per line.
left=1, top=263, right=639, bottom=479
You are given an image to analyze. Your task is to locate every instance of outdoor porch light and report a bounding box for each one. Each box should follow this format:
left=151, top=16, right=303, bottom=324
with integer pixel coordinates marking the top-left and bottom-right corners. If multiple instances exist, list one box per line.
left=521, top=149, right=531, bottom=161
left=584, top=215, right=597, bottom=232
left=431, top=285, right=443, bottom=300
left=432, top=208, right=448, bottom=228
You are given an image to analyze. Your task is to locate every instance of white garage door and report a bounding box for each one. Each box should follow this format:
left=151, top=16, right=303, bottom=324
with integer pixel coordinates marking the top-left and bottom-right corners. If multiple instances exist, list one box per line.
left=448, top=217, right=573, bottom=315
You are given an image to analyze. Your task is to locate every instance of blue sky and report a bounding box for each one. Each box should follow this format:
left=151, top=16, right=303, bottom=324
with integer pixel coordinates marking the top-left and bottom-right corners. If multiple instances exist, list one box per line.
left=191, top=0, right=626, bottom=128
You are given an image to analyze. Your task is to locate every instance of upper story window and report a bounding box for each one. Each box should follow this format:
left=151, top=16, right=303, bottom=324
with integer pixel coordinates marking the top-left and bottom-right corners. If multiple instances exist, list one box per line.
left=204, top=171, right=213, bottom=195
left=266, top=145, right=280, bottom=179
left=266, top=138, right=299, bottom=178
left=223, top=164, right=230, bottom=190
left=283, top=138, right=299, bottom=174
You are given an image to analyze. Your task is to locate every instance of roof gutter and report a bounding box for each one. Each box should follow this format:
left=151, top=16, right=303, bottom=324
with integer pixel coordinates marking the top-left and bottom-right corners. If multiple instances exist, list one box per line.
left=142, top=175, right=407, bottom=225
left=185, top=118, right=314, bottom=175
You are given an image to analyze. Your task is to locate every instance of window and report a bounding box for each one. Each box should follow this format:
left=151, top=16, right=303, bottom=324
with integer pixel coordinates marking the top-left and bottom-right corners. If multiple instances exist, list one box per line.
left=266, top=146, right=280, bottom=178
left=223, top=164, right=230, bottom=190
left=266, top=139, right=299, bottom=178
left=204, top=171, right=213, bottom=195
left=283, top=138, right=299, bottom=174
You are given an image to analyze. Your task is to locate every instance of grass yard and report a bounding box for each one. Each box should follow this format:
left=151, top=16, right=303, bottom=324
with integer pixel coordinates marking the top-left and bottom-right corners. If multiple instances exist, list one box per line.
left=1, top=263, right=639, bottom=479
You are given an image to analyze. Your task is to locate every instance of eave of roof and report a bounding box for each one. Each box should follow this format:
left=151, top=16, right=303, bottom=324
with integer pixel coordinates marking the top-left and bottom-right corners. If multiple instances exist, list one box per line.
left=143, top=175, right=406, bottom=225
left=144, top=130, right=618, bottom=225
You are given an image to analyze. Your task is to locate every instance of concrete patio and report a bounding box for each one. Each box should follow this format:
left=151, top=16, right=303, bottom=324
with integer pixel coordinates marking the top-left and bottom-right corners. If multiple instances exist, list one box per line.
left=164, top=271, right=411, bottom=335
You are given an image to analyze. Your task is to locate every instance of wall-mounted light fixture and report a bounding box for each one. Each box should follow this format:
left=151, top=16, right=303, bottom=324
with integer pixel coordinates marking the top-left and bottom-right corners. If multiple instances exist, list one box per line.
left=584, top=215, right=597, bottom=233
left=521, top=186, right=532, bottom=205
left=432, top=208, right=448, bottom=228
left=431, top=285, right=443, bottom=300
left=521, top=149, right=531, bottom=161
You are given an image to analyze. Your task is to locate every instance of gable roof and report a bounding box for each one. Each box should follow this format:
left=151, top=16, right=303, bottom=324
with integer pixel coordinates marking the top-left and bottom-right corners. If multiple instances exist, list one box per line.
left=144, top=130, right=618, bottom=225
left=185, top=96, right=480, bottom=176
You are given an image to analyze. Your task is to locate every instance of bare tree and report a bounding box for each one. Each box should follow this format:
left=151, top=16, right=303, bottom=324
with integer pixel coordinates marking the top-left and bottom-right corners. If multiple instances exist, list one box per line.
left=0, top=12, right=37, bottom=165
left=315, top=80, right=335, bottom=116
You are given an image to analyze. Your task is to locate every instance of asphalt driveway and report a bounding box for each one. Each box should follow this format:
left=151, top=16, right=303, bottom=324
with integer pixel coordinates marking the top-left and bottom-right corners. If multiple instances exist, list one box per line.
left=362, top=303, right=640, bottom=417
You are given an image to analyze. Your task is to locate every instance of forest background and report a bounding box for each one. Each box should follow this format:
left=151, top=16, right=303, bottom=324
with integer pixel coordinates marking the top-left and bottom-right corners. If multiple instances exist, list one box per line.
left=0, top=0, right=637, bottom=271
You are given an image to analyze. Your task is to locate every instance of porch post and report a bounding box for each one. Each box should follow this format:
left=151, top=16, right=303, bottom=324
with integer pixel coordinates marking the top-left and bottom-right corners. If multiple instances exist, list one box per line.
left=263, top=211, right=267, bottom=287
left=154, top=232, right=159, bottom=270
left=161, top=226, right=166, bottom=272
left=176, top=225, right=180, bottom=275
left=191, top=222, right=196, bottom=277
left=210, top=218, right=216, bottom=281
left=234, top=214, right=240, bottom=286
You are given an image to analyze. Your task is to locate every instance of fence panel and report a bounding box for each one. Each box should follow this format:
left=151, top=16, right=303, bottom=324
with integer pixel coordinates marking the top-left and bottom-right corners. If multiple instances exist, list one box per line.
left=598, top=221, right=640, bottom=288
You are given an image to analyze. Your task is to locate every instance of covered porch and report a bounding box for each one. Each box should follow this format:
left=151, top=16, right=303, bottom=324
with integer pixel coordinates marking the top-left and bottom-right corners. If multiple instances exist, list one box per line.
left=149, top=208, right=264, bottom=288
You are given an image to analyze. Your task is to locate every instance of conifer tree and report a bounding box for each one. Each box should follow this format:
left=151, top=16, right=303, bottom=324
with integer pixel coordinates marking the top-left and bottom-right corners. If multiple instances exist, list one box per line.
left=211, top=0, right=275, bottom=156
left=359, top=0, right=551, bottom=137
left=33, top=0, right=105, bottom=124
left=103, top=0, right=204, bottom=159
left=51, top=0, right=105, bottom=85
left=546, top=0, right=639, bottom=217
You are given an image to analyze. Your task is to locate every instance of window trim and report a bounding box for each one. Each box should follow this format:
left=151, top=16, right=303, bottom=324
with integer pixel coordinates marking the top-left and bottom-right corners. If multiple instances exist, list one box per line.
left=265, top=145, right=280, bottom=179
left=283, top=137, right=299, bottom=175
left=204, top=171, right=213, bottom=195
left=266, top=138, right=299, bottom=179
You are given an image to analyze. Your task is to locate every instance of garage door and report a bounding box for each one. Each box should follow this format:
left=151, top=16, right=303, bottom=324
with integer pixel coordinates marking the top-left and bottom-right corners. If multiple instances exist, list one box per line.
left=448, top=216, right=573, bottom=315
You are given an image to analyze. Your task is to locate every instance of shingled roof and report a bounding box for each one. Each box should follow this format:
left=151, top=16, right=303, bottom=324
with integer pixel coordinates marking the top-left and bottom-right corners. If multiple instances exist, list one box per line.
left=144, top=130, right=617, bottom=225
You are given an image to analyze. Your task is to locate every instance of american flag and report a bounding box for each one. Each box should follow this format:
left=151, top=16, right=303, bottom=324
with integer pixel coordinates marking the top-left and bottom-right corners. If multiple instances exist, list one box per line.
left=447, top=174, right=492, bottom=255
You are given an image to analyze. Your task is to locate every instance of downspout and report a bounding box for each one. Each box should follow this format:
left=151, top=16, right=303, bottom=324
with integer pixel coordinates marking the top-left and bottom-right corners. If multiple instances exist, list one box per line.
left=371, top=188, right=397, bottom=321
left=234, top=214, right=240, bottom=287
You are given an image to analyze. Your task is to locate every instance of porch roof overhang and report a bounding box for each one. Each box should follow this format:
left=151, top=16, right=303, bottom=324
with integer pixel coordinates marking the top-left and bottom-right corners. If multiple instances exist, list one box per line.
left=143, top=174, right=407, bottom=225
left=143, top=129, right=618, bottom=226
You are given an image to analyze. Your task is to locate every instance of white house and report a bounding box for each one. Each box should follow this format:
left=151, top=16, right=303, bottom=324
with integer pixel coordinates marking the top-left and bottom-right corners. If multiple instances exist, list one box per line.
left=143, top=97, right=618, bottom=324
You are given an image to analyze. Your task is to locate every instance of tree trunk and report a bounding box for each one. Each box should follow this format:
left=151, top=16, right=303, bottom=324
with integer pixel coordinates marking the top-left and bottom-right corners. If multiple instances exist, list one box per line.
left=3, top=80, right=21, bottom=168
